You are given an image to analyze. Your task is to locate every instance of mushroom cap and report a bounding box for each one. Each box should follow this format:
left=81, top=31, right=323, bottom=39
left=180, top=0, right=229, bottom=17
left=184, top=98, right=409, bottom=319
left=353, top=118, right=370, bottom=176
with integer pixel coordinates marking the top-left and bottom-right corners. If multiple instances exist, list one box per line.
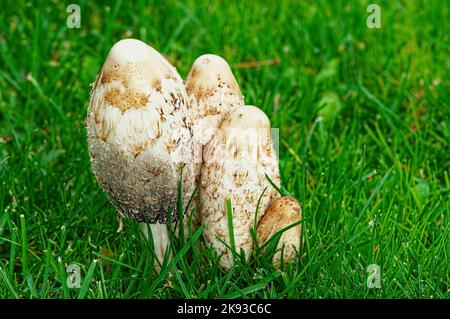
left=200, top=105, right=280, bottom=270
left=186, top=54, right=241, bottom=97
left=185, top=54, right=244, bottom=147
left=100, top=39, right=182, bottom=95
left=183, top=54, right=244, bottom=237
left=87, top=39, right=198, bottom=223
left=203, top=105, right=274, bottom=165
left=228, top=104, right=271, bottom=129
left=257, top=197, right=302, bottom=268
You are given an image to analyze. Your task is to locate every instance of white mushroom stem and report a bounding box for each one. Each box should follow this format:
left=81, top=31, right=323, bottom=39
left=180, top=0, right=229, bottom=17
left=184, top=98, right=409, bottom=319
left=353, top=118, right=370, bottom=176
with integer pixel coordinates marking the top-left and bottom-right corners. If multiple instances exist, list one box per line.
left=140, top=222, right=171, bottom=273
left=116, top=216, right=124, bottom=233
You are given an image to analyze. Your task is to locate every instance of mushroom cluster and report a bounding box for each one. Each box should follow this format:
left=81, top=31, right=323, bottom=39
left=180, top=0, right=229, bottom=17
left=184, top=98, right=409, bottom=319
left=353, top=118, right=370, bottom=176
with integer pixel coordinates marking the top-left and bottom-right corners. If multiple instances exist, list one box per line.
left=87, top=39, right=302, bottom=272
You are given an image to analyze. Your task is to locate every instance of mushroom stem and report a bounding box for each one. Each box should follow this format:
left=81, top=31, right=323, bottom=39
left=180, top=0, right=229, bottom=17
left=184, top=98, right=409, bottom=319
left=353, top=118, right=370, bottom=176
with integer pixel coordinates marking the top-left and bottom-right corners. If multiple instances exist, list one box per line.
left=140, top=222, right=171, bottom=273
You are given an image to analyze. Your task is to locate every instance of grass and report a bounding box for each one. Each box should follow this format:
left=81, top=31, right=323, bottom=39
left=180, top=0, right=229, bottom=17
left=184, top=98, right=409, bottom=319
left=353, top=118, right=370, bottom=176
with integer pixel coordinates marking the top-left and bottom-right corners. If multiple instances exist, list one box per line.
left=0, top=0, right=449, bottom=299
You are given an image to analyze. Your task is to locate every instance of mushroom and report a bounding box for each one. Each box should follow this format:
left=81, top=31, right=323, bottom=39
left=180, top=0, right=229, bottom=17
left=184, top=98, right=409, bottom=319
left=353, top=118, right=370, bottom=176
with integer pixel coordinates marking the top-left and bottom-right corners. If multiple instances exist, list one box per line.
left=185, top=54, right=244, bottom=147
left=257, top=197, right=302, bottom=268
left=183, top=54, right=244, bottom=234
left=86, top=39, right=198, bottom=272
left=200, top=105, right=281, bottom=270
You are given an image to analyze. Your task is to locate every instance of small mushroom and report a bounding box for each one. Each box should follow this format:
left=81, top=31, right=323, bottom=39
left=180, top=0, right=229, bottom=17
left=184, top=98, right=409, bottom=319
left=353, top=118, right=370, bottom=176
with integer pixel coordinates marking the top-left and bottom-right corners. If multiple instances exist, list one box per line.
left=257, top=197, right=302, bottom=268
left=200, top=105, right=281, bottom=270
left=87, top=39, right=198, bottom=272
left=184, top=54, right=244, bottom=235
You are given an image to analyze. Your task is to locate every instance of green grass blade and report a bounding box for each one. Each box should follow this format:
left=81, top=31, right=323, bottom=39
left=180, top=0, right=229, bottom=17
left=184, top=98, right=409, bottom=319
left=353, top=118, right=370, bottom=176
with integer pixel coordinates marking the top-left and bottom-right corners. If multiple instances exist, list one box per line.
left=0, top=267, right=19, bottom=299
left=78, top=259, right=98, bottom=299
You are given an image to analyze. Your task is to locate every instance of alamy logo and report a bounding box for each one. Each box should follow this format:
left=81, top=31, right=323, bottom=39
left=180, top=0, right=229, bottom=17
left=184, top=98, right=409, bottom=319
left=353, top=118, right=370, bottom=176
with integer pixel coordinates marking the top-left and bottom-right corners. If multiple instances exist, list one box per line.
left=366, top=4, right=381, bottom=29
left=366, top=264, right=381, bottom=288
left=66, top=4, right=81, bottom=29
left=66, top=264, right=81, bottom=288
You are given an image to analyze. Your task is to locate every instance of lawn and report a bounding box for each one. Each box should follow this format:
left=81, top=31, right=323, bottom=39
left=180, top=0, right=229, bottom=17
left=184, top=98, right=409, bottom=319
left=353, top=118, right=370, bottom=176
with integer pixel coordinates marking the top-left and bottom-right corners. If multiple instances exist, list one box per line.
left=0, top=0, right=448, bottom=299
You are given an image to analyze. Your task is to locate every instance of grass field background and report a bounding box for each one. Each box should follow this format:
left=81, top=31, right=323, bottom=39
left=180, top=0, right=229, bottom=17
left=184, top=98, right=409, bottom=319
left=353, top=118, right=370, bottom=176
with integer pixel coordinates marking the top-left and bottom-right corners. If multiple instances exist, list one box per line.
left=0, top=0, right=448, bottom=298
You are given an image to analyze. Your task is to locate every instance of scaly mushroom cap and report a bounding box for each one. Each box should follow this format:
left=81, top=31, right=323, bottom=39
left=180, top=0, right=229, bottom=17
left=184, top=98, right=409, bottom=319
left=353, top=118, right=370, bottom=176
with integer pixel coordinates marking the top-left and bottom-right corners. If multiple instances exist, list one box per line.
left=185, top=54, right=244, bottom=147
left=200, top=105, right=281, bottom=270
left=257, top=197, right=302, bottom=268
left=183, top=54, right=244, bottom=237
left=87, top=39, right=197, bottom=224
